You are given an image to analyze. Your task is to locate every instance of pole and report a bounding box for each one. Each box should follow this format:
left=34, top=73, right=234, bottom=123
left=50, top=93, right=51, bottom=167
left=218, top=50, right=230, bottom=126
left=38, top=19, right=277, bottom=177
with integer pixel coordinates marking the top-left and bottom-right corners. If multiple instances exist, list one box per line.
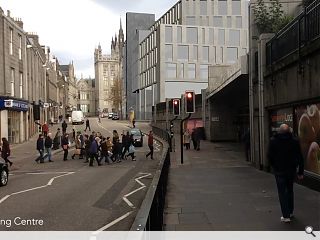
left=180, top=113, right=191, bottom=164
left=169, top=116, right=178, bottom=152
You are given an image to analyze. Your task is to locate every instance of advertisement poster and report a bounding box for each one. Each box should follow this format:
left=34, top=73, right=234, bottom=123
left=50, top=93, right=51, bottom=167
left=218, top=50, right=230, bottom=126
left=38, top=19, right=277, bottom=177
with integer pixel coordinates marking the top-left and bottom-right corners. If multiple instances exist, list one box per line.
left=270, top=108, right=294, bottom=135
left=295, top=104, right=320, bottom=175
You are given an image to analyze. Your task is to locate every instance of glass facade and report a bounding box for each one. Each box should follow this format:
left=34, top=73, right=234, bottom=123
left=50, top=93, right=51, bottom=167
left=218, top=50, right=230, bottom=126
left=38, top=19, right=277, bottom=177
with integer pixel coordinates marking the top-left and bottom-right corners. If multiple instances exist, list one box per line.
left=165, top=26, right=173, bottom=42
left=232, top=0, right=241, bottom=15
left=186, top=27, right=198, bottom=44
left=218, top=29, right=225, bottom=45
left=200, top=65, right=208, bottom=80
left=229, top=29, right=240, bottom=46
left=166, top=63, right=177, bottom=78
left=177, top=45, right=189, bottom=61
left=213, top=16, right=223, bottom=27
left=165, top=44, right=173, bottom=61
left=202, top=46, right=209, bottom=62
left=226, top=47, right=238, bottom=63
left=188, top=63, right=196, bottom=79
left=218, top=0, right=228, bottom=15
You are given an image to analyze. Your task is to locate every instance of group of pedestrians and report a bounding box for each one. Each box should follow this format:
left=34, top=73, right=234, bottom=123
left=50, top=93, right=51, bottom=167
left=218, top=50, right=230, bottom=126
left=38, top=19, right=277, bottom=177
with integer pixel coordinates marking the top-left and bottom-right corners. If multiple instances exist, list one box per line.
left=183, top=128, right=201, bottom=151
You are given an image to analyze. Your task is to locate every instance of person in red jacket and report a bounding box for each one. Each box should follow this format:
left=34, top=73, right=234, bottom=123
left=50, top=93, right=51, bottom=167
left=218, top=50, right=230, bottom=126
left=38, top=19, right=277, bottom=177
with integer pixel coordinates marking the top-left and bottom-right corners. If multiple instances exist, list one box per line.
left=146, top=131, right=154, bottom=160
left=42, top=122, right=49, bottom=137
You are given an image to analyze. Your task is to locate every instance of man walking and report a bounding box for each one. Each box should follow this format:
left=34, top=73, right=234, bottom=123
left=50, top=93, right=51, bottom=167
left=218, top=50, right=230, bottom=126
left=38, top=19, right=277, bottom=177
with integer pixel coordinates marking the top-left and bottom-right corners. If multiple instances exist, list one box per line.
left=35, top=134, right=45, bottom=163
left=268, top=124, right=304, bottom=223
left=89, top=136, right=101, bottom=166
left=146, top=131, right=154, bottom=160
left=85, top=118, right=91, bottom=132
left=44, top=133, right=54, bottom=162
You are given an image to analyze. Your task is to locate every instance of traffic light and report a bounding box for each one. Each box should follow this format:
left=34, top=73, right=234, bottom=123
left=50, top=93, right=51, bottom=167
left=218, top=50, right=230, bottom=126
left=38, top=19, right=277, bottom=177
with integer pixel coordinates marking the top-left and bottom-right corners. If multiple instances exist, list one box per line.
left=185, top=91, right=195, bottom=113
left=173, top=99, right=180, bottom=116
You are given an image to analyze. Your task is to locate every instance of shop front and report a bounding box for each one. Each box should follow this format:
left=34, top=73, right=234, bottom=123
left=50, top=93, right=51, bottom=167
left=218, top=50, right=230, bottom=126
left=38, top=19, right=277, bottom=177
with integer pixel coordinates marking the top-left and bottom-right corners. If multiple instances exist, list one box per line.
left=269, top=103, right=320, bottom=179
left=0, top=98, right=29, bottom=144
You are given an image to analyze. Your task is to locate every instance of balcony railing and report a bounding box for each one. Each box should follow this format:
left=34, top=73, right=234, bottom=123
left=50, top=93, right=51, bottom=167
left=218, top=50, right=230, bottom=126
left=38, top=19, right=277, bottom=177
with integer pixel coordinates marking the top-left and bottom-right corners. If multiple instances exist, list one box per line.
left=266, top=0, right=320, bottom=66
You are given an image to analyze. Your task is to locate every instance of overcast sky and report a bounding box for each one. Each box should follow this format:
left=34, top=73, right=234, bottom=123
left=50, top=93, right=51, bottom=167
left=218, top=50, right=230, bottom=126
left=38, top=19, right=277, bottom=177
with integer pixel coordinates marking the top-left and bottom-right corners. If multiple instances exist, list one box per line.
left=0, top=0, right=178, bottom=78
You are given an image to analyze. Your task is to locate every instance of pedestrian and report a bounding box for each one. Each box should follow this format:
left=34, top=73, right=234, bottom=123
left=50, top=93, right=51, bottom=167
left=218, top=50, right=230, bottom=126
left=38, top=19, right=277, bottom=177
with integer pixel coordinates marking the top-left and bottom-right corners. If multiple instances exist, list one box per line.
left=61, top=133, right=70, bottom=161
left=1, top=138, right=12, bottom=166
left=42, top=121, right=49, bottom=137
left=132, top=119, right=136, bottom=128
left=89, top=137, right=101, bottom=166
left=268, top=124, right=304, bottom=223
left=127, top=141, right=136, bottom=161
left=72, top=128, right=76, bottom=143
left=243, top=128, right=251, bottom=162
left=53, top=128, right=62, bottom=150
left=85, top=118, right=91, bottom=132
left=72, top=135, right=82, bottom=159
left=106, top=137, right=113, bottom=159
left=112, top=130, right=119, bottom=144
left=35, top=134, right=45, bottom=163
left=146, top=131, right=154, bottom=160
left=191, top=128, right=197, bottom=150
left=83, top=134, right=91, bottom=163
left=44, top=133, right=54, bottom=162
left=112, top=139, right=121, bottom=162
left=62, top=120, right=67, bottom=135
left=99, top=137, right=110, bottom=164
left=194, top=128, right=201, bottom=151
left=121, top=131, right=130, bottom=159
left=184, top=129, right=191, bottom=150
left=79, top=132, right=84, bottom=159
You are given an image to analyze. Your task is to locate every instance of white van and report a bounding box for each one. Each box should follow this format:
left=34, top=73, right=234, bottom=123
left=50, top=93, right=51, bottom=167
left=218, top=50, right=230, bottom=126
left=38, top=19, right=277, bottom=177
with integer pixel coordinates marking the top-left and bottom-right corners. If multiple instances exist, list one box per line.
left=71, top=111, right=84, bottom=125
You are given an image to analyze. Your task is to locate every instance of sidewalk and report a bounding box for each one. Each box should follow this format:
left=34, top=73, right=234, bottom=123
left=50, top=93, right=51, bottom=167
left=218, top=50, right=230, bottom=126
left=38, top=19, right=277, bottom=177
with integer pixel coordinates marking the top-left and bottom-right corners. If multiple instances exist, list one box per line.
left=7, top=123, right=74, bottom=171
left=164, top=138, right=320, bottom=230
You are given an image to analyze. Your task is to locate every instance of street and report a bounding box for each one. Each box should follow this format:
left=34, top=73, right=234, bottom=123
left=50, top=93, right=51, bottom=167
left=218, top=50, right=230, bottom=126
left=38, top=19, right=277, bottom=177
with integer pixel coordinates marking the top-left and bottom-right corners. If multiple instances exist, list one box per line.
left=0, top=119, right=160, bottom=231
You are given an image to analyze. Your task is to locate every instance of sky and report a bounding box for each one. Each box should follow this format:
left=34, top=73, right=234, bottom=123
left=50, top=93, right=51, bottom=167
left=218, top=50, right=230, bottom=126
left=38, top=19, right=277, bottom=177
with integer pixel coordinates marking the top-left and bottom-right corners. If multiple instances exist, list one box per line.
left=0, top=0, right=178, bottom=78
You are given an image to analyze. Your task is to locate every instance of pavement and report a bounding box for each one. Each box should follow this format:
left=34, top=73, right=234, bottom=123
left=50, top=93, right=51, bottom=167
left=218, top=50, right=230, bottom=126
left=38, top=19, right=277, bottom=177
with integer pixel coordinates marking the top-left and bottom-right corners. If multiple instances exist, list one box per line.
left=163, top=136, right=320, bottom=231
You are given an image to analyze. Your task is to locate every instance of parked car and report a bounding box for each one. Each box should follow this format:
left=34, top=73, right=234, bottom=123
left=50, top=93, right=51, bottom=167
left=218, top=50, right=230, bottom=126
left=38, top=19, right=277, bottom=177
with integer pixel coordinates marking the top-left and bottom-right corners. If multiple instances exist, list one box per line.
left=101, top=113, right=107, bottom=118
left=112, top=113, right=119, bottom=120
left=0, top=161, right=9, bottom=187
left=108, top=112, right=114, bottom=119
left=129, top=128, right=144, bottom=147
left=71, top=110, right=84, bottom=125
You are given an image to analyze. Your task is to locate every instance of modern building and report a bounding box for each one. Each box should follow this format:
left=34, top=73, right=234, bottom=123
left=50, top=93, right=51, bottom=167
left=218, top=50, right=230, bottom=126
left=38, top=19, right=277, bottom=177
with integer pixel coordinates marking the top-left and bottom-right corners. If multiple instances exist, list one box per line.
left=136, top=0, right=249, bottom=120
left=123, top=12, right=155, bottom=119
left=94, top=21, right=124, bottom=115
left=77, top=78, right=96, bottom=117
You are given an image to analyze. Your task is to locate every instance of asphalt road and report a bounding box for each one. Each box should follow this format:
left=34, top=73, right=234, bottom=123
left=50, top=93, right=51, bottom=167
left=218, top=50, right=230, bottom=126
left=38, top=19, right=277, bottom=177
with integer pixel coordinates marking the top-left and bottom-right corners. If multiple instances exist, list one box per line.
left=0, top=118, right=160, bottom=231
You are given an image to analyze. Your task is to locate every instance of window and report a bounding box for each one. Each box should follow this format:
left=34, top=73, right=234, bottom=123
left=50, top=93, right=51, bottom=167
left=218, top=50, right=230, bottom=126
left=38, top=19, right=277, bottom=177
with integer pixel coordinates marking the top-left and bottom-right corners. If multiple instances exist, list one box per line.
left=236, top=16, right=242, bottom=28
left=226, top=47, right=238, bottom=63
left=213, top=16, right=223, bottom=27
left=200, top=0, right=207, bottom=15
left=232, top=0, right=241, bottom=15
left=188, top=64, right=196, bottom=79
left=9, top=28, right=13, bottom=55
left=202, top=46, right=209, bottom=62
left=177, top=26, right=182, bottom=43
left=218, top=0, right=228, bottom=15
left=10, top=68, right=14, bottom=96
left=186, top=27, right=198, bottom=44
left=19, top=72, right=23, bottom=98
left=166, top=63, right=177, bottom=78
left=218, top=29, right=225, bottom=45
left=200, top=65, right=208, bottom=80
left=165, top=26, right=172, bottom=43
left=186, top=16, right=196, bottom=25
left=227, top=16, right=232, bottom=28
left=177, top=45, right=189, bottom=61
left=200, top=16, right=209, bottom=26
left=209, top=29, right=214, bottom=44
left=193, top=45, right=198, bottom=60
left=229, top=30, right=240, bottom=45
left=18, top=35, right=22, bottom=60
left=179, top=63, right=184, bottom=78
left=202, top=28, right=206, bottom=44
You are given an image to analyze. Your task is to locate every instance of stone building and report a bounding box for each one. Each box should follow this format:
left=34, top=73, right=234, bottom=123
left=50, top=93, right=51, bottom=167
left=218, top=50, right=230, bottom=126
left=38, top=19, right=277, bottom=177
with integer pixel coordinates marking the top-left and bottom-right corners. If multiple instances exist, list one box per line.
left=94, top=20, right=124, bottom=115
left=77, top=78, right=96, bottom=117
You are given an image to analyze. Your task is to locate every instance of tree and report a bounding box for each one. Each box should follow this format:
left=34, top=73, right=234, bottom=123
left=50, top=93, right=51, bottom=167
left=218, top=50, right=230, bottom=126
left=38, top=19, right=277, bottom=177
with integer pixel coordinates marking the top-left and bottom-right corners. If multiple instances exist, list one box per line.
left=108, top=77, right=123, bottom=115
left=253, top=0, right=293, bottom=34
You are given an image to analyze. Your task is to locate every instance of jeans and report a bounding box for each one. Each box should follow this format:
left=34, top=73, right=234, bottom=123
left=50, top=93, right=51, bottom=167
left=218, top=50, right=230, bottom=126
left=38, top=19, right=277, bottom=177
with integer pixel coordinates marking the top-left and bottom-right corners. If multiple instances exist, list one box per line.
left=36, top=150, right=44, bottom=162
left=89, top=153, right=100, bottom=166
left=146, top=145, right=154, bottom=159
left=275, top=173, right=295, bottom=218
left=45, top=148, right=52, bottom=161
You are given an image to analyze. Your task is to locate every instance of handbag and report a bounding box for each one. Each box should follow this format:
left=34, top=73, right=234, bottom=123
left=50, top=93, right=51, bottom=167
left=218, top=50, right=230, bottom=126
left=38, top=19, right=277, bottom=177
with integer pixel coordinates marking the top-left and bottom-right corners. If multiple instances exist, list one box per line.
left=74, top=148, right=81, bottom=155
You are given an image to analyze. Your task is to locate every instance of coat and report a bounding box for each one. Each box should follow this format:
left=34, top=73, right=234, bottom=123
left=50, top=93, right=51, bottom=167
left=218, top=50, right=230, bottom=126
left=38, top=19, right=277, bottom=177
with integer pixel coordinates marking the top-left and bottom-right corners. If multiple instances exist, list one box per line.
left=44, top=137, right=53, bottom=148
left=268, top=132, right=304, bottom=175
left=184, top=131, right=191, bottom=144
left=89, top=140, right=98, bottom=154
left=1, top=142, right=10, bottom=158
left=36, top=138, right=44, bottom=150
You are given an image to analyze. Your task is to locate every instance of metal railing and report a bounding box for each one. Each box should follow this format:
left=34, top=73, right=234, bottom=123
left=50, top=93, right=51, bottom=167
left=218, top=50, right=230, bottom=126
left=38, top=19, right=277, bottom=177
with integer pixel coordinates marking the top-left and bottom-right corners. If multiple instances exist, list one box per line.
left=266, top=0, right=320, bottom=66
left=130, top=126, right=171, bottom=231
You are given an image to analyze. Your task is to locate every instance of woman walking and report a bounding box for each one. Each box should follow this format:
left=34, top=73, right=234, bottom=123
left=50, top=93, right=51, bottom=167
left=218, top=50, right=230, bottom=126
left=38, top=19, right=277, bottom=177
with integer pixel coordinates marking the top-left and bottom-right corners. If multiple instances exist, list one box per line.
left=1, top=138, right=12, bottom=166
left=61, top=133, right=69, bottom=161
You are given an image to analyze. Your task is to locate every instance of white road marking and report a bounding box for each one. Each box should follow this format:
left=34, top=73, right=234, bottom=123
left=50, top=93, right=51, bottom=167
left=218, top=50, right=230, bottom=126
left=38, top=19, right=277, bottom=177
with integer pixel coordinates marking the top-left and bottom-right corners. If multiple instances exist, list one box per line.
left=0, top=172, right=75, bottom=205
left=26, top=171, right=73, bottom=175
left=92, top=173, right=152, bottom=233
left=92, top=211, right=133, bottom=235
left=96, top=119, right=113, bottom=134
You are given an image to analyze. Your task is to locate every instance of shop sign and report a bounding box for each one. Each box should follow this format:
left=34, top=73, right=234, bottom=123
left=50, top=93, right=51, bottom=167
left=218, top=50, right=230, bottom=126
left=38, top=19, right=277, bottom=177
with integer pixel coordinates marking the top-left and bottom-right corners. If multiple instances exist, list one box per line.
left=270, top=108, right=293, bottom=134
left=2, top=99, right=28, bottom=111
left=295, top=103, right=320, bottom=175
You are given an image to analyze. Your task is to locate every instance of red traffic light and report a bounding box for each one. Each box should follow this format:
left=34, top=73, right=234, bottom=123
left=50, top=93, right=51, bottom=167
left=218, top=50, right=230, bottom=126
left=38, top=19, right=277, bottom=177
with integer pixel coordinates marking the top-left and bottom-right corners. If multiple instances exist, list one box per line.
left=187, top=92, right=192, bottom=99
left=173, top=99, right=180, bottom=116
left=174, top=100, right=178, bottom=105
left=185, top=91, right=195, bottom=113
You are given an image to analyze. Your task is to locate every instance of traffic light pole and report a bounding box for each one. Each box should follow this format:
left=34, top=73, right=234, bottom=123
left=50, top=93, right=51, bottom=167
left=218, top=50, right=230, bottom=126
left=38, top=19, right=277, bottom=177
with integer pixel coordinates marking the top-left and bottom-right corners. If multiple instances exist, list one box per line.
left=180, top=113, right=191, bottom=164
left=169, top=116, right=178, bottom=152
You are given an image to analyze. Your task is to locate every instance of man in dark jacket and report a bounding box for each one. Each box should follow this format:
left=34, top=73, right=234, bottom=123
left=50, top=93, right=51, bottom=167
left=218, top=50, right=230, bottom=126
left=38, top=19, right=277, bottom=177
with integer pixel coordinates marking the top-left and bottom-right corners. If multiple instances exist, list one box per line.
left=44, top=133, right=53, bottom=162
left=89, top=137, right=101, bottom=166
left=268, top=124, right=304, bottom=223
left=85, top=118, right=91, bottom=132
left=35, top=134, right=45, bottom=163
